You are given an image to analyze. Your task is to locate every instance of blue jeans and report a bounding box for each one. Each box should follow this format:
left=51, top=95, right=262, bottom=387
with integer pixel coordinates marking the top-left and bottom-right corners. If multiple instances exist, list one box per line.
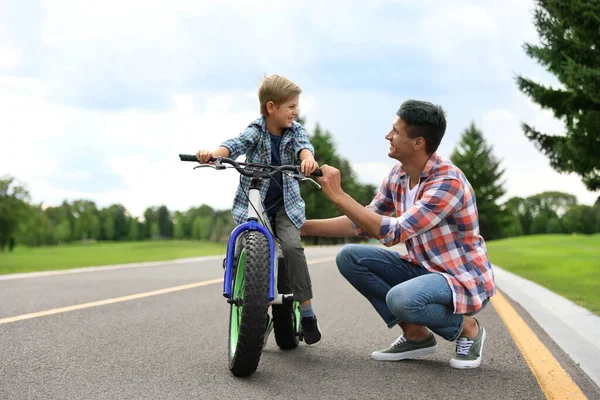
left=336, top=244, right=486, bottom=341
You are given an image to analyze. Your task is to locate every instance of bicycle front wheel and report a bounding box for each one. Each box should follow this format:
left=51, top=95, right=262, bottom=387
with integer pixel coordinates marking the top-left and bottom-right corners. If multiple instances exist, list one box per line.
left=228, top=231, right=270, bottom=377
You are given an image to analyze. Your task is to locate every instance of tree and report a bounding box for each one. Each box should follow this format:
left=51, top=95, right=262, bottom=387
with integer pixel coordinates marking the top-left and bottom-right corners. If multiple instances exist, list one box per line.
left=173, top=211, right=186, bottom=240
left=503, top=197, right=533, bottom=235
left=527, top=191, right=577, bottom=217
left=72, top=200, right=100, bottom=241
left=54, top=220, right=72, bottom=244
left=101, top=204, right=129, bottom=241
left=128, top=217, right=140, bottom=241
left=451, top=122, right=507, bottom=240
left=103, top=216, right=115, bottom=241
left=296, top=121, right=377, bottom=244
left=0, top=175, right=31, bottom=250
left=562, top=204, right=597, bottom=234
left=143, top=207, right=157, bottom=239
left=516, top=0, right=600, bottom=190
left=502, top=214, right=524, bottom=237
left=157, top=206, right=173, bottom=238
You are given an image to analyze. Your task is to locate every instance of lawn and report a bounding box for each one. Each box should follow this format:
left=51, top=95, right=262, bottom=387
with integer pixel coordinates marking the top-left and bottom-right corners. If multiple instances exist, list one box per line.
left=0, top=240, right=228, bottom=275
left=486, top=234, right=600, bottom=315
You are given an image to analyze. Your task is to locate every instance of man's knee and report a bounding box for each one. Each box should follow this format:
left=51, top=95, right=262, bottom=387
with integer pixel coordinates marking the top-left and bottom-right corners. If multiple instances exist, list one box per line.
left=386, top=285, right=420, bottom=320
left=335, top=244, right=363, bottom=276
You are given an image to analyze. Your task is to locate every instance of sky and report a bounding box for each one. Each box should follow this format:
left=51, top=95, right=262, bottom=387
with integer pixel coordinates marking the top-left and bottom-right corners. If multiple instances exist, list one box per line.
left=1, top=0, right=598, bottom=218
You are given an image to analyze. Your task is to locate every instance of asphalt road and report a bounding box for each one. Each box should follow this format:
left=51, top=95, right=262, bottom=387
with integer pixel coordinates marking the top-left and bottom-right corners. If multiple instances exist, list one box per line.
left=1, top=245, right=598, bottom=399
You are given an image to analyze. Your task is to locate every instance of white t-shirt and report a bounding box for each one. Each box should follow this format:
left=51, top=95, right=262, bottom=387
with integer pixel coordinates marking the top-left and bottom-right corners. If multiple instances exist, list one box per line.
left=404, top=178, right=420, bottom=211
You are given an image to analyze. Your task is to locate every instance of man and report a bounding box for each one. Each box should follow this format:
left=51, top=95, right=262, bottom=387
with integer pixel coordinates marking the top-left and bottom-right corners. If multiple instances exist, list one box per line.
left=301, top=100, right=495, bottom=369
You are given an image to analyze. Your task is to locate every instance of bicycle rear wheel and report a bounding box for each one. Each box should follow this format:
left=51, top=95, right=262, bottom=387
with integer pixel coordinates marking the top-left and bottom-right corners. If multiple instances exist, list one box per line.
left=228, top=231, right=270, bottom=377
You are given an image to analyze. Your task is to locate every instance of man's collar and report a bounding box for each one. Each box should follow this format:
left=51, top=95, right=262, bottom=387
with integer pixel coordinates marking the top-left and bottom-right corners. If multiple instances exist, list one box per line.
left=397, top=152, right=440, bottom=179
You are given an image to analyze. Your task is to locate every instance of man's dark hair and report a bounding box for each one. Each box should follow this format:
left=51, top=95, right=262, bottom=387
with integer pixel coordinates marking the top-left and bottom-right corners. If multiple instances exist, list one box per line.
left=396, top=100, right=446, bottom=154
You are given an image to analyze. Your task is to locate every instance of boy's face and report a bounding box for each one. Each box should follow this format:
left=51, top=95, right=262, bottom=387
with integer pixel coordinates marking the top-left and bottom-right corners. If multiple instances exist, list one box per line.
left=268, top=95, right=299, bottom=129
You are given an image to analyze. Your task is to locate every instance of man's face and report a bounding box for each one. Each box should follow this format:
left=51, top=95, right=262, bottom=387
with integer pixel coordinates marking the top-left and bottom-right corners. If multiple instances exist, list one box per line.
left=385, top=117, right=418, bottom=161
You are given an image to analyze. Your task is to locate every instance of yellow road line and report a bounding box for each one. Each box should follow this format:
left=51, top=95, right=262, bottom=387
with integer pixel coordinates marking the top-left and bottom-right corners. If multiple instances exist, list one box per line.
left=0, top=279, right=224, bottom=325
left=0, top=257, right=336, bottom=325
left=492, top=290, right=586, bottom=400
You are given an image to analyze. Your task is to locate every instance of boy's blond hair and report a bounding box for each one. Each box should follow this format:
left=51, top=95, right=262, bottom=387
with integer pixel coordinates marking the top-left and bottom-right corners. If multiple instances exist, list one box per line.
left=258, top=74, right=302, bottom=117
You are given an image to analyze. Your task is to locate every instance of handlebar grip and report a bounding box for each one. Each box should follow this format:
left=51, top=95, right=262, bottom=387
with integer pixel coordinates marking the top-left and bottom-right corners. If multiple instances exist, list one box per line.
left=312, top=169, right=323, bottom=177
left=179, top=154, right=199, bottom=162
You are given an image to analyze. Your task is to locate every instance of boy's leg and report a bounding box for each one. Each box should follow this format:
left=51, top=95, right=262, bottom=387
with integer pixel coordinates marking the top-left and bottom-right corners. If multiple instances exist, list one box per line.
left=275, top=208, right=322, bottom=345
left=275, top=208, right=312, bottom=303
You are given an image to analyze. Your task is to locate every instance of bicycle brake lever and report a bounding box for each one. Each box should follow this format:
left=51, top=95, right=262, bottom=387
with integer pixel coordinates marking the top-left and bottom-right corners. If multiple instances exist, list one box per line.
left=297, top=175, right=322, bottom=190
left=213, top=157, right=226, bottom=170
left=193, top=164, right=217, bottom=170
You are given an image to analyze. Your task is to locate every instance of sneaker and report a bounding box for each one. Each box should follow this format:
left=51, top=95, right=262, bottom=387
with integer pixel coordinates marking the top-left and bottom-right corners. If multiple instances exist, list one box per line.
left=263, top=315, right=273, bottom=349
left=371, top=333, right=438, bottom=361
left=301, top=316, right=322, bottom=346
left=450, top=319, right=486, bottom=369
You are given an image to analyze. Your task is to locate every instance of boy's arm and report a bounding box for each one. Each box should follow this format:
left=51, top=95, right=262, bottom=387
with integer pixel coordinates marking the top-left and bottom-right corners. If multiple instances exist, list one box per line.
left=292, top=125, right=316, bottom=160
left=212, top=147, right=230, bottom=157
left=220, top=125, right=260, bottom=160
left=299, top=148, right=315, bottom=162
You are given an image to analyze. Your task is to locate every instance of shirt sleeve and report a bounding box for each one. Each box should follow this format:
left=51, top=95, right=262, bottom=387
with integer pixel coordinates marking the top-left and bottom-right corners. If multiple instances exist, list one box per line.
left=291, top=125, right=315, bottom=160
left=377, top=175, right=465, bottom=247
left=220, top=125, right=260, bottom=160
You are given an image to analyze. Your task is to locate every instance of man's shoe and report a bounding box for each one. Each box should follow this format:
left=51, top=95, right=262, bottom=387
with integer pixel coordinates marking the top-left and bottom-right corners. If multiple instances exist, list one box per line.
left=301, top=316, right=322, bottom=346
left=450, top=319, right=486, bottom=369
left=371, top=334, right=438, bottom=361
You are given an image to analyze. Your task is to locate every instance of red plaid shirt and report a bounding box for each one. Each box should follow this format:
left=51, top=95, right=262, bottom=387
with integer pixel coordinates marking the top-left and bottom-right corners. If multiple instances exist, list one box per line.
left=354, top=153, right=496, bottom=314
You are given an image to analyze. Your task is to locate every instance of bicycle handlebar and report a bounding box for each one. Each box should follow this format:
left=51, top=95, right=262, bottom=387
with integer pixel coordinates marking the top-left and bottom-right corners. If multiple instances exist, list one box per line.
left=178, top=154, right=323, bottom=178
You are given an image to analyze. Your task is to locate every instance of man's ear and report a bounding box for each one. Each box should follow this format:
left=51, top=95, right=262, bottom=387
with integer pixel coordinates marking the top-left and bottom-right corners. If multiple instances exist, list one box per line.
left=414, top=137, right=426, bottom=151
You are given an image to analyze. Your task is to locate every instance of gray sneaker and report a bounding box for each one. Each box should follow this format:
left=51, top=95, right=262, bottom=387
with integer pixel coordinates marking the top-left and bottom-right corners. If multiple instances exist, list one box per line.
left=450, top=320, right=486, bottom=369
left=371, top=333, right=438, bottom=361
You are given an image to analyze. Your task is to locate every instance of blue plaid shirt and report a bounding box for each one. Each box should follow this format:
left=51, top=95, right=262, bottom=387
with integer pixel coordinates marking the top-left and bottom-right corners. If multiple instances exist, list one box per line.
left=220, top=117, right=315, bottom=229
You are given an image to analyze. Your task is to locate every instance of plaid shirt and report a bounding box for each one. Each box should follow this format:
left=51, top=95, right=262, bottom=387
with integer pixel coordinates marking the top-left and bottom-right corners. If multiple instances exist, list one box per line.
left=354, top=153, right=496, bottom=314
left=220, top=117, right=315, bottom=229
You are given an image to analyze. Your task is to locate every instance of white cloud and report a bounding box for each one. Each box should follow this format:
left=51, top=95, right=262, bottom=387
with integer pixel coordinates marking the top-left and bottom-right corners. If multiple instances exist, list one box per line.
left=1, top=0, right=598, bottom=220
left=0, top=80, right=258, bottom=216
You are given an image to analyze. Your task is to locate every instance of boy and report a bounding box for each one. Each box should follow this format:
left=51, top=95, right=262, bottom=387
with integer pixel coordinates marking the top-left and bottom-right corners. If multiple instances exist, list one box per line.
left=196, top=75, right=322, bottom=345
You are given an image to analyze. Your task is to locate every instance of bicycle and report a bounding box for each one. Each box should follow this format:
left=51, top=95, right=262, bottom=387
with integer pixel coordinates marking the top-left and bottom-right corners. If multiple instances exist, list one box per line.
left=179, top=154, right=322, bottom=377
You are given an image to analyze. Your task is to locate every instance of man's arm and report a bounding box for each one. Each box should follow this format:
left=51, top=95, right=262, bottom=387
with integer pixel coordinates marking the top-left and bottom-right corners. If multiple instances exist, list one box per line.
left=317, top=165, right=384, bottom=238
left=301, top=216, right=355, bottom=237
left=329, top=193, right=383, bottom=238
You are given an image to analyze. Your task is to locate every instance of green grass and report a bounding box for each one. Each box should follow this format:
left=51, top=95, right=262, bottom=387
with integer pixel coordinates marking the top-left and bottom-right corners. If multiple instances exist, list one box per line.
left=0, top=240, right=228, bottom=275
left=487, top=234, right=600, bottom=315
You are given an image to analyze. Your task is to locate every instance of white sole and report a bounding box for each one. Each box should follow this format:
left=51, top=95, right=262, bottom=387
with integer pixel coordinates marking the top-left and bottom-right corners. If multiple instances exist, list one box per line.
left=371, top=345, right=438, bottom=361
left=450, top=328, right=486, bottom=369
left=304, top=322, right=322, bottom=347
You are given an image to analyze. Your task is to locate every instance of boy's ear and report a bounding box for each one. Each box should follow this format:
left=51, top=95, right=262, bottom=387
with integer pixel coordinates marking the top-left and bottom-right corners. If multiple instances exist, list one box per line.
left=266, top=101, right=276, bottom=115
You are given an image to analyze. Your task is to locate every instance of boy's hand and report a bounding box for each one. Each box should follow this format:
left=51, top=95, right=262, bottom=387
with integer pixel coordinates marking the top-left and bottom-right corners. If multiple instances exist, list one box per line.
left=301, top=159, right=319, bottom=176
left=196, top=150, right=213, bottom=164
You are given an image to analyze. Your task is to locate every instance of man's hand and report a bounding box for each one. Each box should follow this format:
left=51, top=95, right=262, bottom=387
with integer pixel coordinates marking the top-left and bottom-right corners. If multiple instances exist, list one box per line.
left=318, top=164, right=345, bottom=202
left=195, top=150, right=213, bottom=164
left=300, top=159, right=319, bottom=176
